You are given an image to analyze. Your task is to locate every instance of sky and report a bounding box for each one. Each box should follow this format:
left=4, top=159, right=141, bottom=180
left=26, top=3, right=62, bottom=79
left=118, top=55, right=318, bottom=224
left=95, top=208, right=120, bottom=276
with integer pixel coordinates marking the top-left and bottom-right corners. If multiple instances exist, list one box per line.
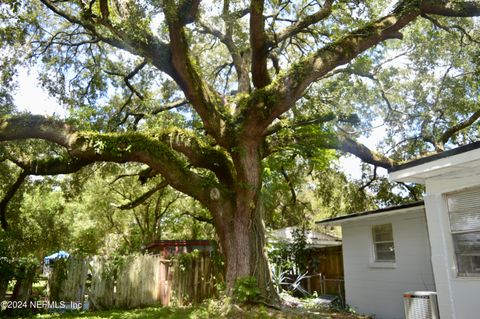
left=13, top=66, right=386, bottom=180
left=14, top=67, right=66, bottom=117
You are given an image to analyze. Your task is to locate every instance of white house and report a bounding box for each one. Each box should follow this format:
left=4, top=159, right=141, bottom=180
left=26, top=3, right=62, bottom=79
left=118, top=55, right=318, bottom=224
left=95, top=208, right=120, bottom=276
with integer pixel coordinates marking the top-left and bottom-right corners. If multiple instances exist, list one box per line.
left=317, top=202, right=435, bottom=319
left=318, top=141, right=480, bottom=319
left=389, top=142, right=480, bottom=319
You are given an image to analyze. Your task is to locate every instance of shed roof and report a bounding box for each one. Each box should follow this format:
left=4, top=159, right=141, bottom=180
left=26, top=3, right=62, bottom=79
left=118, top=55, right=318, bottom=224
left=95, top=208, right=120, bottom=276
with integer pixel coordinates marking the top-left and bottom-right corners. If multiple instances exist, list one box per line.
left=143, top=240, right=215, bottom=254
left=144, top=240, right=213, bottom=249
left=269, top=226, right=341, bottom=248
left=315, top=201, right=424, bottom=226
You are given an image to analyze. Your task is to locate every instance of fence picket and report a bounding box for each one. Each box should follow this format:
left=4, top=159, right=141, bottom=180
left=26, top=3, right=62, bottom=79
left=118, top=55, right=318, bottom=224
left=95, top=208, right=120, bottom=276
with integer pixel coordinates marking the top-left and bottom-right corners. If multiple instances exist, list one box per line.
left=49, top=253, right=219, bottom=310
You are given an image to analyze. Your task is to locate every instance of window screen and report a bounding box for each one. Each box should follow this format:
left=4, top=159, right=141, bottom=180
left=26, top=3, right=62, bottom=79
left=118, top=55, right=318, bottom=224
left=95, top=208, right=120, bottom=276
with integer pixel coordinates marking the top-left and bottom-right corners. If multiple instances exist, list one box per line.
left=447, top=187, right=480, bottom=277
left=372, top=223, right=395, bottom=262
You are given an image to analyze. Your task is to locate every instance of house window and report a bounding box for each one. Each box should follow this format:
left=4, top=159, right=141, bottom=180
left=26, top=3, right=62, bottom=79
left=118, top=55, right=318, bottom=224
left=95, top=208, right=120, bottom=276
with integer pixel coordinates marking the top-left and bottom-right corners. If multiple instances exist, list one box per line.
left=372, top=223, right=395, bottom=262
left=447, top=187, right=480, bottom=277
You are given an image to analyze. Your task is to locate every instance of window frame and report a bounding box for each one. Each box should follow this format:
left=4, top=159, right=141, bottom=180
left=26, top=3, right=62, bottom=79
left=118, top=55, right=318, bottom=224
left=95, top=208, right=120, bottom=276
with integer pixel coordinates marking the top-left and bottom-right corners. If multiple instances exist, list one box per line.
left=446, top=187, right=480, bottom=277
left=371, top=223, right=396, bottom=263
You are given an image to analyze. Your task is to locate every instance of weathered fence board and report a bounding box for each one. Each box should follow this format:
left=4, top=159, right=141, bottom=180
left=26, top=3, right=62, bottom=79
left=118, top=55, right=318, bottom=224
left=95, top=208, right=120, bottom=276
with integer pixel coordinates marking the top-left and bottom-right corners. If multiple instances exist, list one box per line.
left=89, top=256, right=114, bottom=310
left=48, top=253, right=220, bottom=310
left=49, top=257, right=88, bottom=304
left=171, top=255, right=218, bottom=305
left=115, top=255, right=161, bottom=308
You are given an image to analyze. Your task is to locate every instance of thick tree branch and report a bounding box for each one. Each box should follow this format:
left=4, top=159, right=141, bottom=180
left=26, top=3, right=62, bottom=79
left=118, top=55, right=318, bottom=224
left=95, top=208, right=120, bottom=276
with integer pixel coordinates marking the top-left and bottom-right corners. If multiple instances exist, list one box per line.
left=155, top=129, right=235, bottom=187
left=235, top=2, right=421, bottom=141
left=114, top=181, right=169, bottom=210
left=334, top=136, right=397, bottom=169
left=41, top=0, right=222, bottom=129
left=263, top=4, right=419, bottom=127
left=199, top=21, right=250, bottom=92
left=264, top=112, right=337, bottom=136
left=266, top=132, right=396, bottom=168
left=0, top=170, right=27, bottom=230
left=0, top=115, right=229, bottom=208
left=250, top=0, right=271, bottom=88
left=180, top=211, right=214, bottom=224
left=441, top=109, right=480, bottom=145
left=163, top=0, right=229, bottom=145
left=3, top=115, right=223, bottom=186
left=246, top=0, right=480, bottom=137
left=273, top=0, right=334, bottom=45
left=420, top=1, right=480, bottom=17
left=10, top=157, right=95, bottom=176
left=99, top=0, right=110, bottom=21
left=0, top=115, right=77, bottom=148
left=40, top=0, right=178, bottom=78
left=179, top=0, right=201, bottom=25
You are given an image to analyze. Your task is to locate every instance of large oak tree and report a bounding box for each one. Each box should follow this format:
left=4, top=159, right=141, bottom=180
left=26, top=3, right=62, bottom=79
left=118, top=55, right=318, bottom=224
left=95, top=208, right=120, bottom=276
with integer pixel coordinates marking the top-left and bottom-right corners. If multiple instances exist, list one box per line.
left=1, top=0, right=480, bottom=302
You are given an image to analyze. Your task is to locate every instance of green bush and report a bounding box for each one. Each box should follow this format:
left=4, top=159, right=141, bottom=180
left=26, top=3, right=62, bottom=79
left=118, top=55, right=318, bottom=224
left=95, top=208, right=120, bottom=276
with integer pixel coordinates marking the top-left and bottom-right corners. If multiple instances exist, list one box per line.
left=233, top=276, right=260, bottom=303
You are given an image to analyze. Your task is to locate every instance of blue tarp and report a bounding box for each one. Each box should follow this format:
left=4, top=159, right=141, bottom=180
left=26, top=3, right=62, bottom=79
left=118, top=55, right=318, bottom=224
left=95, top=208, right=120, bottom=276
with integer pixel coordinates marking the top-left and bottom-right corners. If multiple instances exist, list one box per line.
left=44, top=250, right=70, bottom=265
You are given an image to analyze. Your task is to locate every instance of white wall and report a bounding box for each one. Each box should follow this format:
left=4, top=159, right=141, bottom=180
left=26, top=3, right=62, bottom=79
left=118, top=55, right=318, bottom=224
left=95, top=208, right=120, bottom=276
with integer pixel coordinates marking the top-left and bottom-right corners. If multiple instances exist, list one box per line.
left=342, top=208, right=435, bottom=319
left=424, top=170, right=480, bottom=319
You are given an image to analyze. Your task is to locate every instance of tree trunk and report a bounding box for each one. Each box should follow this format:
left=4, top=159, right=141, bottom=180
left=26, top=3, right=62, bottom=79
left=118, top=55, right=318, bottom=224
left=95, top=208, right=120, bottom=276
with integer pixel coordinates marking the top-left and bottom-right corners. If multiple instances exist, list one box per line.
left=221, top=199, right=279, bottom=304
left=213, top=141, right=279, bottom=304
left=11, top=266, right=36, bottom=302
left=0, top=276, right=12, bottom=302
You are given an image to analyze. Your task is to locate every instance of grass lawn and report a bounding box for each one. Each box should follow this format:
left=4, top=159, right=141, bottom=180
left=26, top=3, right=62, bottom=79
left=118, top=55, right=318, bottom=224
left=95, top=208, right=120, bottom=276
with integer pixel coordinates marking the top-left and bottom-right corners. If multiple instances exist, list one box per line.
left=4, top=303, right=370, bottom=319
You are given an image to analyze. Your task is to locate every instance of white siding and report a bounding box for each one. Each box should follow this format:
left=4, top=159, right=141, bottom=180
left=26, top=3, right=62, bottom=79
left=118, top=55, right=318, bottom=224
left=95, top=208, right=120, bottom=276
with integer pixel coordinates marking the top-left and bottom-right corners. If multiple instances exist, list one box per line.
left=424, top=174, right=480, bottom=319
left=342, top=208, right=435, bottom=319
left=388, top=145, right=480, bottom=319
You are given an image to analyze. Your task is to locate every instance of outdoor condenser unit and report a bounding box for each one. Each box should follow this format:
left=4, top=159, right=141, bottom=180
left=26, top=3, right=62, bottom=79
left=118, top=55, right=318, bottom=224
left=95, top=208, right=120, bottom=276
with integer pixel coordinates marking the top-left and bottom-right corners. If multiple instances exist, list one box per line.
left=403, top=291, right=439, bottom=319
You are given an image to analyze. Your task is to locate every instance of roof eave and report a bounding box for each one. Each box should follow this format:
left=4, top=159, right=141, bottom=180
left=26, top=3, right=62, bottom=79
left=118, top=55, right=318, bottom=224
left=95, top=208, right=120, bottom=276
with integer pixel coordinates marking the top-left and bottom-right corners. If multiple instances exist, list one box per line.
left=388, top=142, right=480, bottom=183
left=316, top=201, right=424, bottom=226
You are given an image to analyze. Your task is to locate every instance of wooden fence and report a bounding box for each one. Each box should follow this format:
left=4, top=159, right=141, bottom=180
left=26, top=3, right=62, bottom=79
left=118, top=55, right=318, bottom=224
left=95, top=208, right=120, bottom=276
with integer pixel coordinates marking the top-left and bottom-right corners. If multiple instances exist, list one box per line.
left=304, top=245, right=344, bottom=299
left=49, top=257, right=88, bottom=304
left=48, top=254, right=221, bottom=310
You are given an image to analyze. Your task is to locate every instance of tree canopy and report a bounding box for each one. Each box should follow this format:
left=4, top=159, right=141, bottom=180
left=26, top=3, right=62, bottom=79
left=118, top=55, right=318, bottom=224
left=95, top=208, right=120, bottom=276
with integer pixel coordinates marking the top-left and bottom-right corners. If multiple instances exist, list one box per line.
left=1, top=0, right=479, bottom=302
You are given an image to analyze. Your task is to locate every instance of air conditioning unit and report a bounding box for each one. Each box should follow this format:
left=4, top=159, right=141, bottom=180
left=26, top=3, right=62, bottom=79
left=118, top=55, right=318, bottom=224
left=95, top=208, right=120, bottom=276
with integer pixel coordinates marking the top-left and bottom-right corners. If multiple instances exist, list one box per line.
left=403, top=291, right=439, bottom=319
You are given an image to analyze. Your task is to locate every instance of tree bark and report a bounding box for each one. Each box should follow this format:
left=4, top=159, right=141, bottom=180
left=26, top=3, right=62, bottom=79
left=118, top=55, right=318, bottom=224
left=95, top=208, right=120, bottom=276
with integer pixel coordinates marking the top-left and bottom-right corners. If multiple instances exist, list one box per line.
left=0, top=276, right=12, bottom=302
left=217, top=195, right=278, bottom=303
left=213, top=140, right=280, bottom=303
left=11, top=266, right=36, bottom=302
